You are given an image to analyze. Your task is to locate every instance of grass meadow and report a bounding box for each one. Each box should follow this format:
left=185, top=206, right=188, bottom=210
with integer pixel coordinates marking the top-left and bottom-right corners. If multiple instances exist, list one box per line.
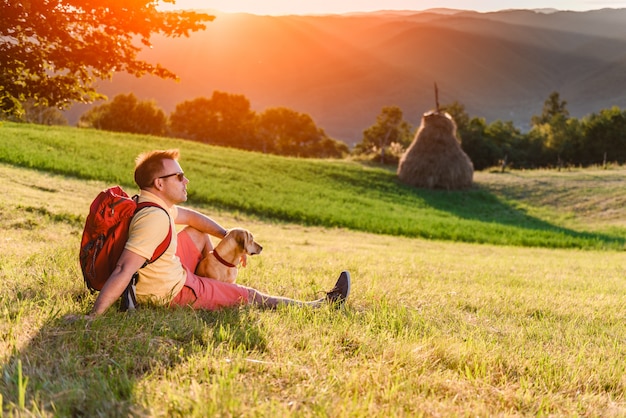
left=2, top=123, right=626, bottom=416
left=2, top=122, right=626, bottom=250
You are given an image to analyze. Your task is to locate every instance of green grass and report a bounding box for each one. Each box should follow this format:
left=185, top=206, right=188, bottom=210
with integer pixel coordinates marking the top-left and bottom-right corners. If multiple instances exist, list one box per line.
left=3, top=123, right=626, bottom=415
left=1, top=164, right=626, bottom=416
left=2, top=122, right=626, bottom=250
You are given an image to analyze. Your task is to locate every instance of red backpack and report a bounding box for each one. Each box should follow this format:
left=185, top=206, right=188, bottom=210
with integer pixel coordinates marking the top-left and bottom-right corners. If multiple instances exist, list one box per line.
left=79, top=186, right=172, bottom=309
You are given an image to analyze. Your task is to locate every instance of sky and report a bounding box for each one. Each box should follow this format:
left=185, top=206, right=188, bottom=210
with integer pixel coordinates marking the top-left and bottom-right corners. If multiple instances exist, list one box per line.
left=158, top=0, right=626, bottom=14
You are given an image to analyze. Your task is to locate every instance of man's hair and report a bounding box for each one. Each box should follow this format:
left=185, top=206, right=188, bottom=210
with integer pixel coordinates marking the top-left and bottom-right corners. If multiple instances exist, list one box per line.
left=134, top=149, right=180, bottom=189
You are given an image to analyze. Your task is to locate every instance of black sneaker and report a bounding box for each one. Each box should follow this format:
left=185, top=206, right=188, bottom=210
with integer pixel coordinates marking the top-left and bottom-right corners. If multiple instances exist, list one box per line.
left=326, top=271, right=351, bottom=307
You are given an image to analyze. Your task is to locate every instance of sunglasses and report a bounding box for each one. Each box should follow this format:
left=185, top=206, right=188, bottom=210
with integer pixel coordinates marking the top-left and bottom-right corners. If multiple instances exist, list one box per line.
left=157, top=172, right=185, bottom=182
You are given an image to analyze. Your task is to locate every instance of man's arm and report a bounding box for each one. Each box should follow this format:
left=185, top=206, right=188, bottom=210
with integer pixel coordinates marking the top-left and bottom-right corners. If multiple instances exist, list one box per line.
left=89, top=249, right=147, bottom=316
left=175, top=206, right=227, bottom=238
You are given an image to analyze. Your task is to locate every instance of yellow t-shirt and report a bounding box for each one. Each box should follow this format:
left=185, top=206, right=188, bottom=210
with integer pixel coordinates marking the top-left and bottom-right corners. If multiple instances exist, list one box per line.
left=125, top=191, right=186, bottom=304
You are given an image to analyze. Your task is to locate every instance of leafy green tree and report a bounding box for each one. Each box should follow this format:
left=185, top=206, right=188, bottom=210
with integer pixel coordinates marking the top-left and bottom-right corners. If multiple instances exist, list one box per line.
left=256, top=107, right=347, bottom=158
left=562, top=118, right=584, bottom=164
left=7, top=100, right=68, bottom=126
left=355, top=106, right=413, bottom=164
left=169, top=97, right=213, bottom=142
left=530, top=91, right=573, bottom=166
left=310, top=136, right=350, bottom=159
left=532, top=91, right=569, bottom=126
left=440, top=101, right=470, bottom=138
left=485, top=120, right=525, bottom=168
left=511, top=129, right=545, bottom=168
left=170, top=92, right=256, bottom=147
left=1, top=1, right=213, bottom=117
left=453, top=117, right=493, bottom=170
left=438, top=102, right=494, bottom=170
left=79, top=93, right=167, bottom=136
left=209, top=91, right=257, bottom=148
left=581, top=107, right=626, bottom=165
left=170, top=96, right=346, bottom=158
left=442, top=101, right=527, bottom=170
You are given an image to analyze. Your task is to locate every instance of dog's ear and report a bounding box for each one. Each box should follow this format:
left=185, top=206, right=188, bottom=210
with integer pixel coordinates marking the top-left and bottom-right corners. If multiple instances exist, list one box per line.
left=243, top=231, right=254, bottom=249
left=234, top=230, right=247, bottom=249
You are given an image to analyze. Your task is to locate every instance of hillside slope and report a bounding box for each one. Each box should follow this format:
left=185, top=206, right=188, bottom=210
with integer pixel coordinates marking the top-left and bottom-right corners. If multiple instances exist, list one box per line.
left=64, top=8, right=626, bottom=144
left=3, top=122, right=626, bottom=250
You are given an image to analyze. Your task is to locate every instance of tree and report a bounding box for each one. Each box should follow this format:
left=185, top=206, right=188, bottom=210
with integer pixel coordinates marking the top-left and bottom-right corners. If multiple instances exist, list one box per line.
left=209, top=91, right=257, bottom=148
left=7, top=99, right=68, bottom=126
left=440, top=101, right=470, bottom=139
left=485, top=120, right=525, bottom=168
left=530, top=92, right=573, bottom=166
left=531, top=91, right=569, bottom=127
left=79, top=93, right=167, bottom=136
left=581, top=107, right=626, bottom=165
left=0, top=1, right=213, bottom=117
left=355, top=106, right=413, bottom=164
left=256, top=107, right=347, bottom=158
left=170, top=96, right=347, bottom=158
left=453, top=117, right=491, bottom=170
left=441, top=101, right=528, bottom=170
left=169, top=97, right=214, bottom=142
left=169, top=92, right=256, bottom=147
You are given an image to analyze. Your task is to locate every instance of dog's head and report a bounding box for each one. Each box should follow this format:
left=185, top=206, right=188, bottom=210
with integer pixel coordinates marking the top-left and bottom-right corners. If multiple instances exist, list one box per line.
left=228, top=227, right=263, bottom=256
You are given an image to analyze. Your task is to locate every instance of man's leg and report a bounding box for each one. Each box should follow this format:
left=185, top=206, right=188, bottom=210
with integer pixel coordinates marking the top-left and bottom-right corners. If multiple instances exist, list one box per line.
left=177, top=227, right=352, bottom=309
left=180, top=226, right=214, bottom=258
left=177, top=268, right=351, bottom=311
left=247, top=288, right=323, bottom=308
left=247, top=271, right=351, bottom=309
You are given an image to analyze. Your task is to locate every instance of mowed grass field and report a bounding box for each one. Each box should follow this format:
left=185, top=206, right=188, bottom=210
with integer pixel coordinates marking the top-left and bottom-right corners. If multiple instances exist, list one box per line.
left=1, top=123, right=626, bottom=416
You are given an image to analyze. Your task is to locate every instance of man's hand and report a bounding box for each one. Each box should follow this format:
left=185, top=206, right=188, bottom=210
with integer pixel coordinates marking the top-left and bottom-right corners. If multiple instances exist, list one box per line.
left=89, top=250, right=147, bottom=316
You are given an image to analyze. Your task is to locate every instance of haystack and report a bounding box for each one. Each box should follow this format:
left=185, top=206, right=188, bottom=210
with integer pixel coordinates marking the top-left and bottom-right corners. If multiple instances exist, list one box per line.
left=397, top=111, right=473, bottom=189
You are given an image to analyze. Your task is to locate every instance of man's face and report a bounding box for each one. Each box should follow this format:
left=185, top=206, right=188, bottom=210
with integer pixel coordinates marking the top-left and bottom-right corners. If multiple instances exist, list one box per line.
left=157, top=159, right=188, bottom=205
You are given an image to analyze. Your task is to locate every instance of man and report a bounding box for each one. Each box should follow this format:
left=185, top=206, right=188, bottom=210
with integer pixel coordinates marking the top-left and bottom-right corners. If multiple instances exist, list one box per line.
left=88, top=149, right=350, bottom=316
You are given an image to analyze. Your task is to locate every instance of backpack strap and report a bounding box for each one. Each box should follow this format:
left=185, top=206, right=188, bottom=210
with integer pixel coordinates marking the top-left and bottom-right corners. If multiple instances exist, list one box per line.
left=134, top=201, right=173, bottom=267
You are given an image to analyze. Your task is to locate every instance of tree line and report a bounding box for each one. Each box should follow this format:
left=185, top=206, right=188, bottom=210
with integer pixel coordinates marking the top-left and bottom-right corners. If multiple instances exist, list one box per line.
left=11, top=90, right=626, bottom=168
left=356, top=92, right=626, bottom=170
left=451, top=92, right=626, bottom=170
left=78, top=92, right=349, bottom=159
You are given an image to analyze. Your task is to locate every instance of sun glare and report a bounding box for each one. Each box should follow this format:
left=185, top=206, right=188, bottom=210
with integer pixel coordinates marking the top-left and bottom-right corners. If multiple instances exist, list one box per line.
left=158, top=0, right=309, bottom=14
left=157, top=0, right=618, bottom=14
left=157, top=0, right=410, bottom=15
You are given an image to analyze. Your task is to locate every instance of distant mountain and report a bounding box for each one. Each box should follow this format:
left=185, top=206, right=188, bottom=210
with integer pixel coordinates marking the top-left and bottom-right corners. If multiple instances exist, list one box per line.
left=64, top=8, right=626, bottom=145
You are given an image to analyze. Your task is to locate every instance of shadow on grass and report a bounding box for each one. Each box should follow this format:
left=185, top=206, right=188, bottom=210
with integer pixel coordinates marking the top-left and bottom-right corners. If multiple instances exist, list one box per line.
left=199, top=163, right=626, bottom=250
left=296, top=165, right=626, bottom=249
left=0, top=306, right=266, bottom=416
left=408, top=181, right=626, bottom=249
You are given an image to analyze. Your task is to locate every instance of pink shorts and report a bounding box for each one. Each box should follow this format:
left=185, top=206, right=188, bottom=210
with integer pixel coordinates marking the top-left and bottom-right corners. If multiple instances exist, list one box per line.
left=169, top=229, right=250, bottom=310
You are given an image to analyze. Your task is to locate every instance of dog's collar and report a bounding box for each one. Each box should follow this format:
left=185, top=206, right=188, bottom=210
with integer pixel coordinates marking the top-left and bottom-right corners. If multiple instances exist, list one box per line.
left=212, top=250, right=237, bottom=268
